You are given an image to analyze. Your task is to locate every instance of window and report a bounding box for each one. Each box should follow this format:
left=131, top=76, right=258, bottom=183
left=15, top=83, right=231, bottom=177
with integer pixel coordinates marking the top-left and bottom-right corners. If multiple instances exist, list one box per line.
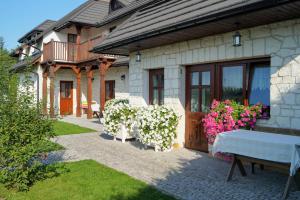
left=68, top=34, right=77, bottom=43
left=221, top=65, right=245, bottom=104
left=149, top=69, right=164, bottom=105
left=248, top=64, right=270, bottom=118
left=109, top=26, right=116, bottom=33
left=105, top=80, right=115, bottom=102
left=219, top=60, right=270, bottom=118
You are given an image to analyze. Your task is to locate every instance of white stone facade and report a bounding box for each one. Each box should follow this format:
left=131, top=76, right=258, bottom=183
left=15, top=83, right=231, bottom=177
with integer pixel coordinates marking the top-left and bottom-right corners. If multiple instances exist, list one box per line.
left=128, top=18, right=300, bottom=146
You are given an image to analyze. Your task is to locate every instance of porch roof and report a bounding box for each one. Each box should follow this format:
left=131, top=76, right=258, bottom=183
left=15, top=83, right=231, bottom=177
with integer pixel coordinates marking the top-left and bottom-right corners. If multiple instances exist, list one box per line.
left=92, top=0, right=300, bottom=56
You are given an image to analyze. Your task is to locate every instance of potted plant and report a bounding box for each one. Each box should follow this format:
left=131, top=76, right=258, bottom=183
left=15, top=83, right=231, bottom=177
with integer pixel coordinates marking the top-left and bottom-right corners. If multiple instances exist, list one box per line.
left=203, top=100, right=262, bottom=158
left=102, top=99, right=137, bottom=143
left=136, top=105, right=179, bottom=152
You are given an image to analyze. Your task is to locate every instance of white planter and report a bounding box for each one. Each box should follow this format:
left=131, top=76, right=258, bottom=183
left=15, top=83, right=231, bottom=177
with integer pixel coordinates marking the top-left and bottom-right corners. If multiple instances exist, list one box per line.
left=114, top=124, right=135, bottom=143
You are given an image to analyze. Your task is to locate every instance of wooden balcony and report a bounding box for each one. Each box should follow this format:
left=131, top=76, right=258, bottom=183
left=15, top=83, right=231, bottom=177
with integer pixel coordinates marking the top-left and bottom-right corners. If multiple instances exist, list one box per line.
left=43, top=35, right=111, bottom=63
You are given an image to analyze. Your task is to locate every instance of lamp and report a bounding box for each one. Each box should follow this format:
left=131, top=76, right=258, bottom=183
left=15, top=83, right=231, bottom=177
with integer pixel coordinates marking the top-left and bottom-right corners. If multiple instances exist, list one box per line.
left=233, top=31, right=242, bottom=47
left=121, top=74, right=126, bottom=80
left=136, top=50, right=141, bottom=62
left=233, top=23, right=242, bottom=47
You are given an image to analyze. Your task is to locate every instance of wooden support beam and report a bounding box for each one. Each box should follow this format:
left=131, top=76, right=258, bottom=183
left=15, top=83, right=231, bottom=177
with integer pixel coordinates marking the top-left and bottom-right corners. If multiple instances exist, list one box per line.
left=86, top=66, right=93, bottom=119
left=76, top=26, right=82, bottom=62
left=42, top=70, right=48, bottom=115
left=99, top=59, right=113, bottom=112
left=49, top=65, right=55, bottom=118
left=76, top=71, right=82, bottom=117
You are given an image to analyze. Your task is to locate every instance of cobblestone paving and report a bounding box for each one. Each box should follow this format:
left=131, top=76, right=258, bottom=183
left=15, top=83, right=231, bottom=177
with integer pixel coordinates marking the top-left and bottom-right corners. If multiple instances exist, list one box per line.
left=50, top=117, right=300, bottom=200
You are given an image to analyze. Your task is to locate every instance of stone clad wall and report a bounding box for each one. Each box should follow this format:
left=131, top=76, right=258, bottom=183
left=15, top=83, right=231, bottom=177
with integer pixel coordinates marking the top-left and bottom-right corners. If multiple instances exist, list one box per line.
left=128, top=18, right=300, bottom=146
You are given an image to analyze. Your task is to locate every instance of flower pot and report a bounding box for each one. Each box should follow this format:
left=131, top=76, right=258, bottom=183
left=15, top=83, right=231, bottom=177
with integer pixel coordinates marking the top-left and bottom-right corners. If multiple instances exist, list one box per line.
left=115, top=124, right=135, bottom=143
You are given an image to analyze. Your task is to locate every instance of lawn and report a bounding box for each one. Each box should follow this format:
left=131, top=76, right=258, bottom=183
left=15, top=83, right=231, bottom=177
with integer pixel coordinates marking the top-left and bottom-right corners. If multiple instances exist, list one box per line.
left=53, top=121, right=97, bottom=136
left=0, top=160, right=176, bottom=200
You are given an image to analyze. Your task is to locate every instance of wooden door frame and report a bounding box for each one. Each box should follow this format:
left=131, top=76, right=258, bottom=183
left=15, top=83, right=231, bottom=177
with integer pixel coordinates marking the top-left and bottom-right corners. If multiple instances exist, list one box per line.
left=60, top=81, right=73, bottom=115
left=184, top=57, right=270, bottom=152
left=185, top=64, right=215, bottom=151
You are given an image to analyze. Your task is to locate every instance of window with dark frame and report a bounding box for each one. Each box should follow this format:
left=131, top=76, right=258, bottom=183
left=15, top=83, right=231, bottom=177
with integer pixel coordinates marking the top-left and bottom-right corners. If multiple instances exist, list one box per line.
left=109, top=26, right=116, bottom=33
left=68, top=34, right=77, bottom=43
left=219, top=60, right=270, bottom=118
left=149, top=69, right=164, bottom=105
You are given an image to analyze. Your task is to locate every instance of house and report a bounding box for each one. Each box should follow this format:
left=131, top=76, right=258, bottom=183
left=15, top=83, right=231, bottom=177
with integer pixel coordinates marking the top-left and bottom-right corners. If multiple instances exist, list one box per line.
left=92, top=0, right=300, bottom=151
left=12, top=0, right=133, bottom=119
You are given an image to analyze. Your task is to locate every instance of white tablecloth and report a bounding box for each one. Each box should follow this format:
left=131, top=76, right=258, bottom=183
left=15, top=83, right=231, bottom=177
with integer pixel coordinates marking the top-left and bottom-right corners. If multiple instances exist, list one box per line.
left=212, top=130, right=300, bottom=175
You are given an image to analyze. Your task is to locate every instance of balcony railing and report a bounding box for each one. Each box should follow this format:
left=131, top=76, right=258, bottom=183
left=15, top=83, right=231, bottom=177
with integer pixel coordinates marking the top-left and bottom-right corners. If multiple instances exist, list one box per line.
left=43, top=35, right=112, bottom=63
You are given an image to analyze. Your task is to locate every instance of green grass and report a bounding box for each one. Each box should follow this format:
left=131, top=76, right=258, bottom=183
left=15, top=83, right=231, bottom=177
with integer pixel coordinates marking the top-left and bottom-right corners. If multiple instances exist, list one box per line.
left=0, top=160, right=176, bottom=200
left=53, top=121, right=96, bottom=136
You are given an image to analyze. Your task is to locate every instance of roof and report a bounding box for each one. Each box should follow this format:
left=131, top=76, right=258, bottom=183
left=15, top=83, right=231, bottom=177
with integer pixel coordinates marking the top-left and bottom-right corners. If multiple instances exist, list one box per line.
left=11, top=52, right=42, bottom=71
left=97, top=0, right=154, bottom=27
left=54, top=0, right=110, bottom=31
left=18, top=20, right=56, bottom=43
left=112, top=56, right=129, bottom=67
left=93, top=0, right=300, bottom=55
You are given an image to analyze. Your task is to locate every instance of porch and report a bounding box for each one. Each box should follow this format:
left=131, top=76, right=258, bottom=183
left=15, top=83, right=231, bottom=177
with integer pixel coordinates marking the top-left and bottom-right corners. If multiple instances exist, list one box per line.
left=41, top=59, right=129, bottom=119
left=50, top=116, right=300, bottom=200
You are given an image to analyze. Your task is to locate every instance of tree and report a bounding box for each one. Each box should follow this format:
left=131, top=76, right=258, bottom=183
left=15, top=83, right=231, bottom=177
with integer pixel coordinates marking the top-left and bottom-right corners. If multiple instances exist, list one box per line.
left=0, top=37, right=4, bottom=50
left=0, top=48, right=59, bottom=191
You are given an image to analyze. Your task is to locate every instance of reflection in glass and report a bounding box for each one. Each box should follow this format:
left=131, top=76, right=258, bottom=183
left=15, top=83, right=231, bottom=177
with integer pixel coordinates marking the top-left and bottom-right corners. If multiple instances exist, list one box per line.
left=202, top=87, right=211, bottom=113
left=202, top=72, right=210, bottom=86
left=191, top=88, right=199, bottom=112
left=222, top=66, right=243, bottom=103
left=160, top=90, right=164, bottom=105
left=153, top=89, right=159, bottom=105
left=249, top=66, right=270, bottom=106
left=152, top=75, right=158, bottom=87
left=191, top=72, right=199, bottom=86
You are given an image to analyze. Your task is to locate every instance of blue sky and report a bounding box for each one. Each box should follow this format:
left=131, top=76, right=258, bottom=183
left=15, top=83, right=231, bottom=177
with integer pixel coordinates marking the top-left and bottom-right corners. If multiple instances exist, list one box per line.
left=0, top=0, right=86, bottom=50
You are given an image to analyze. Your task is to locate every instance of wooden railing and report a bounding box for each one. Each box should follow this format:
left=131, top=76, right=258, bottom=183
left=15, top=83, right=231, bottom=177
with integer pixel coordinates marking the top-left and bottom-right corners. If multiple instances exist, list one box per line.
left=43, top=35, right=112, bottom=63
left=43, top=40, right=77, bottom=62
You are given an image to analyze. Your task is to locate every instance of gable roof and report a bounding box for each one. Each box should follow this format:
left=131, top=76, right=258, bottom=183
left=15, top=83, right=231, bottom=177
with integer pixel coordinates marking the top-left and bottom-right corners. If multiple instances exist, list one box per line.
left=54, top=0, right=110, bottom=31
left=97, top=0, right=154, bottom=27
left=18, top=20, right=56, bottom=43
left=93, top=0, right=300, bottom=55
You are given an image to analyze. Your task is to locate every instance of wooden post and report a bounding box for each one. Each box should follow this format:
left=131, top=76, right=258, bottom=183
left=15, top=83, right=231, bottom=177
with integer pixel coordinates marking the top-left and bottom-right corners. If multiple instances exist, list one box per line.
left=99, top=60, right=113, bottom=112
left=42, top=71, right=48, bottom=114
left=76, top=72, right=82, bottom=117
left=49, top=65, right=55, bottom=118
left=86, top=66, right=93, bottom=119
left=76, top=26, right=82, bottom=62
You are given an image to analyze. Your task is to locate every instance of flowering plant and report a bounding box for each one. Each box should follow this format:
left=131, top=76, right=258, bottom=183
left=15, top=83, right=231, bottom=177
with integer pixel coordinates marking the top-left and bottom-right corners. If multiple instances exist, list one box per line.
left=102, top=99, right=137, bottom=136
left=136, top=105, right=179, bottom=151
left=203, top=100, right=262, bottom=144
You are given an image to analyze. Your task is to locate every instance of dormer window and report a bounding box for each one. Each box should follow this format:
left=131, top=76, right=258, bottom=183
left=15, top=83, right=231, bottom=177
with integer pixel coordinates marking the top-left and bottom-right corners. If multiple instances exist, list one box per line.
left=109, top=26, right=116, bottom=33
left=109, top=0, right=124, bottom=12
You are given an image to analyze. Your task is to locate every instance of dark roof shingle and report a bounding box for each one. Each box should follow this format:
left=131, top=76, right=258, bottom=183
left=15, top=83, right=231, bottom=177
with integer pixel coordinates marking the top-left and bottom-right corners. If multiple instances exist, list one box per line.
left=97, top=0, right=155, bottom=27
left=93, top=0, right=300, bottom=55
left=54, top=0, right=110, bottom=31
left=18, top=20, right=56, bottom=43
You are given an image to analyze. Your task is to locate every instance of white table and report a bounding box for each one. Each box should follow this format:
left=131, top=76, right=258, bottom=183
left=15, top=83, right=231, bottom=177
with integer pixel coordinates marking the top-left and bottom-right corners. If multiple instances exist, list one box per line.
left=212, top=130, right=300, bottom=199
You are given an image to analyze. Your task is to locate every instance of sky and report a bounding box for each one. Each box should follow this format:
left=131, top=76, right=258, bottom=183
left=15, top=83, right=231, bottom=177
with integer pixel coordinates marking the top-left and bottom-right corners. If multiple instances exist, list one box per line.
left=0, top=0, right=87, bottom=50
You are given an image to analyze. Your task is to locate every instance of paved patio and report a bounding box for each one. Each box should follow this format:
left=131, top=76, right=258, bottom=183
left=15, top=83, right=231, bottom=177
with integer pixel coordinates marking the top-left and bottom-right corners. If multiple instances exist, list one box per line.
left=50, top=116, right=300, bottom=200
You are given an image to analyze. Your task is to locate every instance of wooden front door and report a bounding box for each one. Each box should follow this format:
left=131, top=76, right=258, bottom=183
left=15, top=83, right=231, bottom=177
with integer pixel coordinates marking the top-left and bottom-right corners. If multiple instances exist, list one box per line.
left=60, top=81, right=73, bottom=115
left=185, top=65, right=214, bottom=152
left=105, top=80, right=115, bottom=102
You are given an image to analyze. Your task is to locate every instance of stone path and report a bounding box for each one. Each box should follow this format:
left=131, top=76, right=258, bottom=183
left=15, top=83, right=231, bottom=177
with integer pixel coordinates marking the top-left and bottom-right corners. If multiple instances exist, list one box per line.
left=49, top=117, right=300, bottom=200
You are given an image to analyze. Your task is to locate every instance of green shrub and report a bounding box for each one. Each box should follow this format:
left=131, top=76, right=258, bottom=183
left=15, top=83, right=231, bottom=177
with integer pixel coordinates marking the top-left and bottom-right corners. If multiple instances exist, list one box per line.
left=0, top=49, right=59, bottom=191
